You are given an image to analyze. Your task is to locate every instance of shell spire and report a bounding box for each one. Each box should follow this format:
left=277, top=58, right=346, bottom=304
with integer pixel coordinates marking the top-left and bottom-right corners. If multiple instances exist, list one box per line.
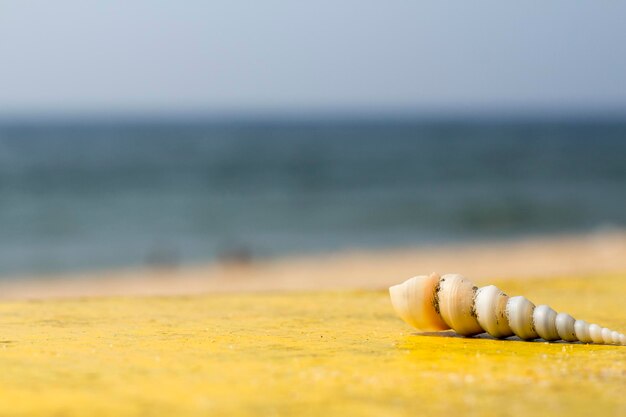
left=389, top=273, right=625, bottom=345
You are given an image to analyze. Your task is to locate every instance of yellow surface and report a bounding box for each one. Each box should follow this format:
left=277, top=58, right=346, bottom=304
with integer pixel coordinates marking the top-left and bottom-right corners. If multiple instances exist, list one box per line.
left=0, top=274, right=624, bottom=417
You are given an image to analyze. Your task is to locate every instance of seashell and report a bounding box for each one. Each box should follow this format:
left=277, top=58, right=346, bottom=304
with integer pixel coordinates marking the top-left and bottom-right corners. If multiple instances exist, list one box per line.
left=389, top=273, right=625, bottom=345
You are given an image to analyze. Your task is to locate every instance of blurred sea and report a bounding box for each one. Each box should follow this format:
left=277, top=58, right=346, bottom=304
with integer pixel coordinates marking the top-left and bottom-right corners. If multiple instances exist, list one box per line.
left=0, top=118, right=625, bottom=276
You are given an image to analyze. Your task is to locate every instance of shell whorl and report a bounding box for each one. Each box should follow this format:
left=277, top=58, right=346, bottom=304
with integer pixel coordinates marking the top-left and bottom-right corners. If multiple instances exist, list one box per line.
left=389, top=273, right=625, bottom=345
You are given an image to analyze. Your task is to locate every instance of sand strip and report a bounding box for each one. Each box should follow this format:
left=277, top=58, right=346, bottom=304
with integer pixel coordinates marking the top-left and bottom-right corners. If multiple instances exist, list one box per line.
left=1, top=230, right=625, bottom=300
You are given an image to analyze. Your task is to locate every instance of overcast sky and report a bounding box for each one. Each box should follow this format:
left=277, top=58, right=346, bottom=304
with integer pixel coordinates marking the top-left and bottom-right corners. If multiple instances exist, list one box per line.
left=1, top=1, right=625, bottom=119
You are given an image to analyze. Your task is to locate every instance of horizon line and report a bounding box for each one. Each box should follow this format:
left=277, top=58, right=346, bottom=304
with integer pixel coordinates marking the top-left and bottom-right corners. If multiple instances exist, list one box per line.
left=2, top=106, right=626, bottom=126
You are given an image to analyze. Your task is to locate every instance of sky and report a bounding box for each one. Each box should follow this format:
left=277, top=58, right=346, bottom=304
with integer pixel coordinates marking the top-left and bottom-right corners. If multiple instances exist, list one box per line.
left=1, top=1, right=626, bottom=119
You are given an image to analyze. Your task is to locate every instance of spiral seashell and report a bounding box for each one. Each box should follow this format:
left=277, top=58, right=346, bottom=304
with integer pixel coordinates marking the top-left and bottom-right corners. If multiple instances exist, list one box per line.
left=389, top=273, right=625, bottom=345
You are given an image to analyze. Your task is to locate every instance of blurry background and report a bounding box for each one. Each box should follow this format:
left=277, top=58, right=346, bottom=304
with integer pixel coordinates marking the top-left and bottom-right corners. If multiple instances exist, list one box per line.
left=0, top=2, right=625, bottom=278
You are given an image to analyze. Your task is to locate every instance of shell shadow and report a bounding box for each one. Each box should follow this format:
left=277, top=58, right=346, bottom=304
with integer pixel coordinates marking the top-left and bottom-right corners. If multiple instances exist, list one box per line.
left=415, top=331, right=590, bottom=345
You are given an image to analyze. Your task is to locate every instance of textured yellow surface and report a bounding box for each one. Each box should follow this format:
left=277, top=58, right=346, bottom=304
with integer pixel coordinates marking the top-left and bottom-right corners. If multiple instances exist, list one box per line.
left=0, top=274, right=624, bottom=417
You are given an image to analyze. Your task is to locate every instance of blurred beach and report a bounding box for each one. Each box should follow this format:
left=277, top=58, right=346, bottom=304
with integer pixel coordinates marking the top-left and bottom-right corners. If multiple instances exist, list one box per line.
left=0, top=119, right=625, bottom=298
left=0, top=230, right=624, bottom=299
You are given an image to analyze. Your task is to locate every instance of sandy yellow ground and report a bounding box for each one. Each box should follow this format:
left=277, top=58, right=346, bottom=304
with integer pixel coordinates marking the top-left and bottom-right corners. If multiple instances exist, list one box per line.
left=0, top=274, right=624, bottom=417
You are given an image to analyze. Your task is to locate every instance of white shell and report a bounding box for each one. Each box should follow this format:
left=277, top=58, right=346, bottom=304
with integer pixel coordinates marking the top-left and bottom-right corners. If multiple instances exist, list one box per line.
left=555, top=313, right=577, bottom=342
left=533, top=305, right=560, bottom=341
left=389, top=273, right=625, bottom=346
left=474, top=285, right=513, bottom=338
left=588, top=324, right=604, bottom=344
left=505, top=296, right=538, bottom=340
left=388, top=274, right=449, bottom=331
left=436, top=274, right=483, bottom=336
left=574, top=320, right=592, bottom=343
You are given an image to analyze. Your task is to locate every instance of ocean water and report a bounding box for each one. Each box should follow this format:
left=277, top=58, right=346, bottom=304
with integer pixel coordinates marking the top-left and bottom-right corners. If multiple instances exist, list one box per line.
left=0, top=119, right=625, bottom=276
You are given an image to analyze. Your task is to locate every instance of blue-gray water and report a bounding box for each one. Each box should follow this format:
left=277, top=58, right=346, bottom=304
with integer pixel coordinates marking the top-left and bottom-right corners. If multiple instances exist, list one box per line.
left=0, top=119, right=625, bottom=276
